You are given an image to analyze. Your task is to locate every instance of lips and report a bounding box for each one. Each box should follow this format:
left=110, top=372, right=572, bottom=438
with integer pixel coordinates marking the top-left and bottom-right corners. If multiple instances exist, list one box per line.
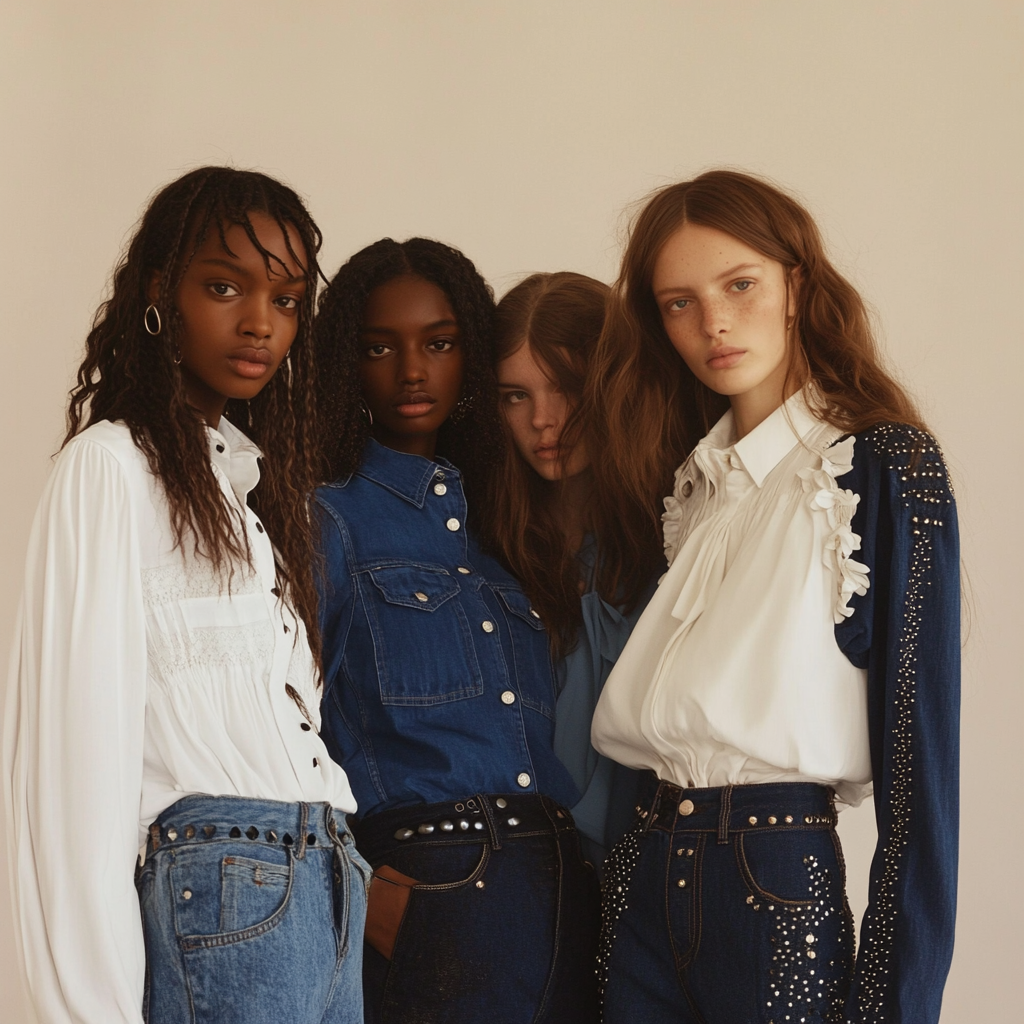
left=707, top=347, right=746, bottom=370
left=533, top=444, right=561, bottom=461
left=394, top=391, right=437, bottom=417
left=228, top=347, right=274, bottom=379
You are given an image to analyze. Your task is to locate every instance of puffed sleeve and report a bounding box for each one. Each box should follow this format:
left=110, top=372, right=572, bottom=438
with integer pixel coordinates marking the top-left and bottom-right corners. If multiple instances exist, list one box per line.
left=4, top=437, right=148, bottom=1024
left=835, top=424, right=960, bottom=1024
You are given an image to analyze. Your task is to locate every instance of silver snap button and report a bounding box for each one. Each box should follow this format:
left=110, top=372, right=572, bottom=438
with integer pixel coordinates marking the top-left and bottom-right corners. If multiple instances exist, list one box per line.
left=481, top=620, right=495, bottom=633
left=517, top=773, right=531, bottom=788
left=434, top=483, right=447, bottom=496
left=677, top=879, right=687, bottom=888
left=495, top=798, right=507, bottom=809
left=395, top=828, right=414, bottom=840
left=440, top=820, right=454, bottom=832
left=417, top=823, right=435, bottom=835
left=507, top=817, right=520, bottom=827
left=457, top=566, right=471, bottom=574
left=414, top=591, right=428, bottom=602
left=446, top=518, right=460, bottom=532
left=500, top=690, right=516, bottom=705
left=748, top=816, right=758, bottom=825
left=529, top=608, right=540, bottom=618
left=678, top=799, right=695, bottom=816
left=182, top=889, right=192, bottom=900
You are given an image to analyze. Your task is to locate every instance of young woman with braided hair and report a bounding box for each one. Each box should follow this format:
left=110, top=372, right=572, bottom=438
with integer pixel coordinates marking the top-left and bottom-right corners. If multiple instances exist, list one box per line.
left=313, top=238, right=600, bottom=1024
left=589, top=170, right=960, bottom=1023
left=5, top=167, right=368, bottom=1024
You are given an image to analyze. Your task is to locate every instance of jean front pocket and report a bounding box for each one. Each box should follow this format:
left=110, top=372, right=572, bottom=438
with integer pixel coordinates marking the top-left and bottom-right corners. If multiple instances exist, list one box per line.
left=736, top=827, right=839, bottom=907
left=360, top=563, right=484, bottom=705
left=170, top=844, right=295, bottom=950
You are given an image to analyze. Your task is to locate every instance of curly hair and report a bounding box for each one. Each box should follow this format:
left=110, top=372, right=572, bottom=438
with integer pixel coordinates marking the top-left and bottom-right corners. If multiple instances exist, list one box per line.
left=584, top=168, right=927, bottom=602
left=313, top=237, right=503, bottom=514
left=479, top=272, right=609, bottom=660
left=66, top=165, right=326, bottom=663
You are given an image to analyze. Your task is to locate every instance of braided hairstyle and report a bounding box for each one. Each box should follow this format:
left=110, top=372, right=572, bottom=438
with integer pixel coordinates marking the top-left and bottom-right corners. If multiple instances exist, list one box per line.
left=314, top=237, right=503, bottom=515
left=66, top=166, right=326, bottom=662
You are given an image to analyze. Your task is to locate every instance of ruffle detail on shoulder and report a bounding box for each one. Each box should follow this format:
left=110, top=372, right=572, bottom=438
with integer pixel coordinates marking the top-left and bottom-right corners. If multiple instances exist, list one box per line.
left=798, top=435, right=871, bottom=623
left=662, top=459, right=700, bottom=566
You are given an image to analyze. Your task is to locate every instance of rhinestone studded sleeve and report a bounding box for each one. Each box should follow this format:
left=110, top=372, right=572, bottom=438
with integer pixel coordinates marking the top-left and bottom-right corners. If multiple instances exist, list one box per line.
left=839, top=424, right=961, bottom=1024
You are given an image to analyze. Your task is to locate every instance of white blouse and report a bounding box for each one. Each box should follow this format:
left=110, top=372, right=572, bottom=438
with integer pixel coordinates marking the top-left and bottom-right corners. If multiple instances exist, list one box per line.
left=591, top=392, right=873, bottom=808
left=4, top=417, right=356, bottom=1024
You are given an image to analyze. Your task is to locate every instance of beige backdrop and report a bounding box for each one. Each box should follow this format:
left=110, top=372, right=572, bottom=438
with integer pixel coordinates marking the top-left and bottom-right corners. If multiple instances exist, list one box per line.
left=1, top=2, right=1021, bottom=1021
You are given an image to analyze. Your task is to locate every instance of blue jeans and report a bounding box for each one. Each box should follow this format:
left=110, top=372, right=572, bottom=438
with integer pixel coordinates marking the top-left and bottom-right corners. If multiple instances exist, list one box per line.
left=352, top=793, right=601, bottom=1024
left=601, top=778, right=855, bottom=1024
left=136, top=795, right=371, bottom=1024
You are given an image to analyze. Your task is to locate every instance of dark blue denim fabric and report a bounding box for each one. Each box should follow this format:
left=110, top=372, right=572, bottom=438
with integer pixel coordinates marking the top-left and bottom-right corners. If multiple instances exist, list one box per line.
left=353, top=792, right=600, bottom=1024
left=314, top=439, right=579, bottom=817
left=602, top=777, right=855, bottom=1024
left=835, top=425, right=960, bottom=1024
left=136, top=795, right=371, bottom=1024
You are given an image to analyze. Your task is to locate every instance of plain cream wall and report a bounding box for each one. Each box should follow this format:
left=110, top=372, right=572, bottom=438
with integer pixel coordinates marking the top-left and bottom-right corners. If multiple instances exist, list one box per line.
left=1, top=2, right=1020, bottom=1020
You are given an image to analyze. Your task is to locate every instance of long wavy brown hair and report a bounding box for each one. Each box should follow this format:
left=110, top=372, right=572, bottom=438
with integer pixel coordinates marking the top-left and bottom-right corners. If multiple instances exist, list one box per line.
left=584, top=168, right=926, bottom=597
left=480, top=272, right=608, bottom=659
left=66, top=166, right=326, bottom=664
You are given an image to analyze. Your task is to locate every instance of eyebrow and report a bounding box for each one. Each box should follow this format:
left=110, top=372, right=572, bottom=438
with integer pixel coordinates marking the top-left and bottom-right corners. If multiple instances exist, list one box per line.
left=497, top=381, right=528, bottom=389
left=362, top=319, right=459, bottom=334
left=198, top=257, right=305, bottom=285
left=653, top=262, right=763, bottom=298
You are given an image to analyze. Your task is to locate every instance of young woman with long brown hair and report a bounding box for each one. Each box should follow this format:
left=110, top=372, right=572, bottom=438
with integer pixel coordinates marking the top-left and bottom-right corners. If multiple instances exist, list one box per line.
left=588, top=170, right=959, bottom=1023
left=483, top=272, right=650, bottom=870
left=5, top=167, right=368, bottom=1024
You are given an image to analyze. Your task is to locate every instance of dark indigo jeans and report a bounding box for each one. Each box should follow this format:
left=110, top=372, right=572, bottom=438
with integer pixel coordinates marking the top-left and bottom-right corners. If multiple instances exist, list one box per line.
left=601, top=778, right=855, bottom=1024
left=352, top=793, right=601, bottom=1024
left=136, top=795, right=371, bottom=1024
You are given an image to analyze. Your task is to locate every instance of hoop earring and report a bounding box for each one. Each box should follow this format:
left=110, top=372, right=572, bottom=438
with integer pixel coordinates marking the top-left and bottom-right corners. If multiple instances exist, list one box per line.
left=144, top=304, right=162, bottom=336
left=173, top=347, right=182, bottom=366
left=359, top=400, right=374, bottom=427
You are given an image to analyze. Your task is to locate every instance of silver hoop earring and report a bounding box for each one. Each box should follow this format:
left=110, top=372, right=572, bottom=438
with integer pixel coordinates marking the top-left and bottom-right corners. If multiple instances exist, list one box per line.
left=144, top=304, right=162, bottom=336
left=360, top=400, right=374, bottom=427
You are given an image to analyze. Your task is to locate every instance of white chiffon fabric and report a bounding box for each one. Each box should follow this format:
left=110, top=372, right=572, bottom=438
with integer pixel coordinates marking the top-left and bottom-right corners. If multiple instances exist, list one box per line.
left=4, top=417, right=355, bottom=1024
left=591, top=392, right=873, bottom=808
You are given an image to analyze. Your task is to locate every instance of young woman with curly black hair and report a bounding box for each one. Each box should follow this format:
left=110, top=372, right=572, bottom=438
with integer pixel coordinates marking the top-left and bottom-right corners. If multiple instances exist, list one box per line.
left=313, top=238, right=600, bottom=1024
left=5, top=167, right=368, bottom=1024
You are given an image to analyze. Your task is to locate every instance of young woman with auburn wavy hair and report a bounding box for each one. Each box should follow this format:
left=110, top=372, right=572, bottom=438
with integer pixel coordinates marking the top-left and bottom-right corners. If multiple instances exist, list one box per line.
left=589, top=170, right=959, bottom=1024
left=5, top=167, right=367, bottom=1024
left=482, top=271, right=650, bottom=871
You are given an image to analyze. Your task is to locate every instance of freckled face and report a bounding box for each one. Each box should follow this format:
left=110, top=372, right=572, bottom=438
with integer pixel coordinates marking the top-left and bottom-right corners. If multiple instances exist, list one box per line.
left=171, top=213, right=307, bottom=422
left=359, top=274, right=465, bottom=454
left=652, top=223, right=794, bottom=404
left=497, top=342, right=589, bottom=482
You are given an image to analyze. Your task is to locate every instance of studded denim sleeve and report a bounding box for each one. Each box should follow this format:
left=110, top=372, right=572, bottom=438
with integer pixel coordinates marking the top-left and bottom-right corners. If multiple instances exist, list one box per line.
left=835, top=424, right=960, bottom=1024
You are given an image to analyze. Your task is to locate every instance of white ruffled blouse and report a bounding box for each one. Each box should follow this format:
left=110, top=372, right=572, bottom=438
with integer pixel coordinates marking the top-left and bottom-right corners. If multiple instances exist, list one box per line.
left=4, top=418, right=356, bottom=1024
left=591, top=392, right=873, bottom=807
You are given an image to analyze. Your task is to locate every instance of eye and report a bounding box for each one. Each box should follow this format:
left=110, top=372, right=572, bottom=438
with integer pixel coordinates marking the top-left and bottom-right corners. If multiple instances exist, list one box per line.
left=210, top=282, right=240, bottom=297
left=365, top=343, right=391, bottom=358
left=732, top=279, right=755, bottom=292
left=502, top=390, right=529, bottom=405
left=666, top=298, right=690, bottom=311
left=274, top=295, right=300, bottom=310
left=428, top=338, right=456, bottom=352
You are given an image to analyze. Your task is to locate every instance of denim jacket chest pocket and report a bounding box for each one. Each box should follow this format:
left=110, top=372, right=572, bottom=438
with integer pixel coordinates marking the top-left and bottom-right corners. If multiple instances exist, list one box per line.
left=358, top=563, right=484, bottom=706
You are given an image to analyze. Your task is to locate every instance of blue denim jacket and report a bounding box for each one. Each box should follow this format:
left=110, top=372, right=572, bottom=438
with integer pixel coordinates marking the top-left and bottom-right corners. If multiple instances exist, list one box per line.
left=836, top=424, right=960, bottom=1024
left=314, top=439, right=580, bottom=819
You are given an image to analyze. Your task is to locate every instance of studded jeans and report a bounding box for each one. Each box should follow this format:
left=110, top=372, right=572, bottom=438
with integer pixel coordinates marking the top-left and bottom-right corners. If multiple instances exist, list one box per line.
left=601, top=777, right=855, bottom=1024
left=136, top=795, right=372, bottom=1024
left=352, top=792, right=601, bottom=1024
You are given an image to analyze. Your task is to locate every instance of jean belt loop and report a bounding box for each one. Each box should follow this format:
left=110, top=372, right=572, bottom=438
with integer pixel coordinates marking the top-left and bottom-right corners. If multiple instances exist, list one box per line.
left=827, top=786, right=837, bottom=823
left=295, top=802, right=310, bottom=861
left=717, top=785, right=733, bottom=845
left=477, top=793, right=503, bottom=851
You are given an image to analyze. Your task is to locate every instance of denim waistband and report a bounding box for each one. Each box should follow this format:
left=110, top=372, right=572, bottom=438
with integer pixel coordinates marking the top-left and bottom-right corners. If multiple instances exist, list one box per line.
left=638, top=775, right=837, bottom=841
left=352, top=792, right=575, bottom=854
left=146, top=794, right=348, bottom=860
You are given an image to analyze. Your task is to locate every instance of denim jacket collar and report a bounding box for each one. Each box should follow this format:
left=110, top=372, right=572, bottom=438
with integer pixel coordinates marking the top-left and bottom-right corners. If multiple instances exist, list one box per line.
left=349, top=438, right=460, bottom=509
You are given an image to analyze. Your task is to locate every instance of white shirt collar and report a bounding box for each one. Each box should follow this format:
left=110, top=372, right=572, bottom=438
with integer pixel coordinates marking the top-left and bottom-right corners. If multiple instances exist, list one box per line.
left=705, top=389, right=822, bottom=488
left=207, top=417, right=262, bottom=505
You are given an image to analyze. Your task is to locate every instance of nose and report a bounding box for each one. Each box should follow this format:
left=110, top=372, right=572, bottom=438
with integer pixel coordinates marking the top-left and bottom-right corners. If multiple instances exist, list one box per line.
left=532, top=390, right=565, bottom=432
left=397, top=346, right=427, bottom=385
left=700, top=298, right=730, bottom=338
left=240, top=297, right=273, bottom=341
